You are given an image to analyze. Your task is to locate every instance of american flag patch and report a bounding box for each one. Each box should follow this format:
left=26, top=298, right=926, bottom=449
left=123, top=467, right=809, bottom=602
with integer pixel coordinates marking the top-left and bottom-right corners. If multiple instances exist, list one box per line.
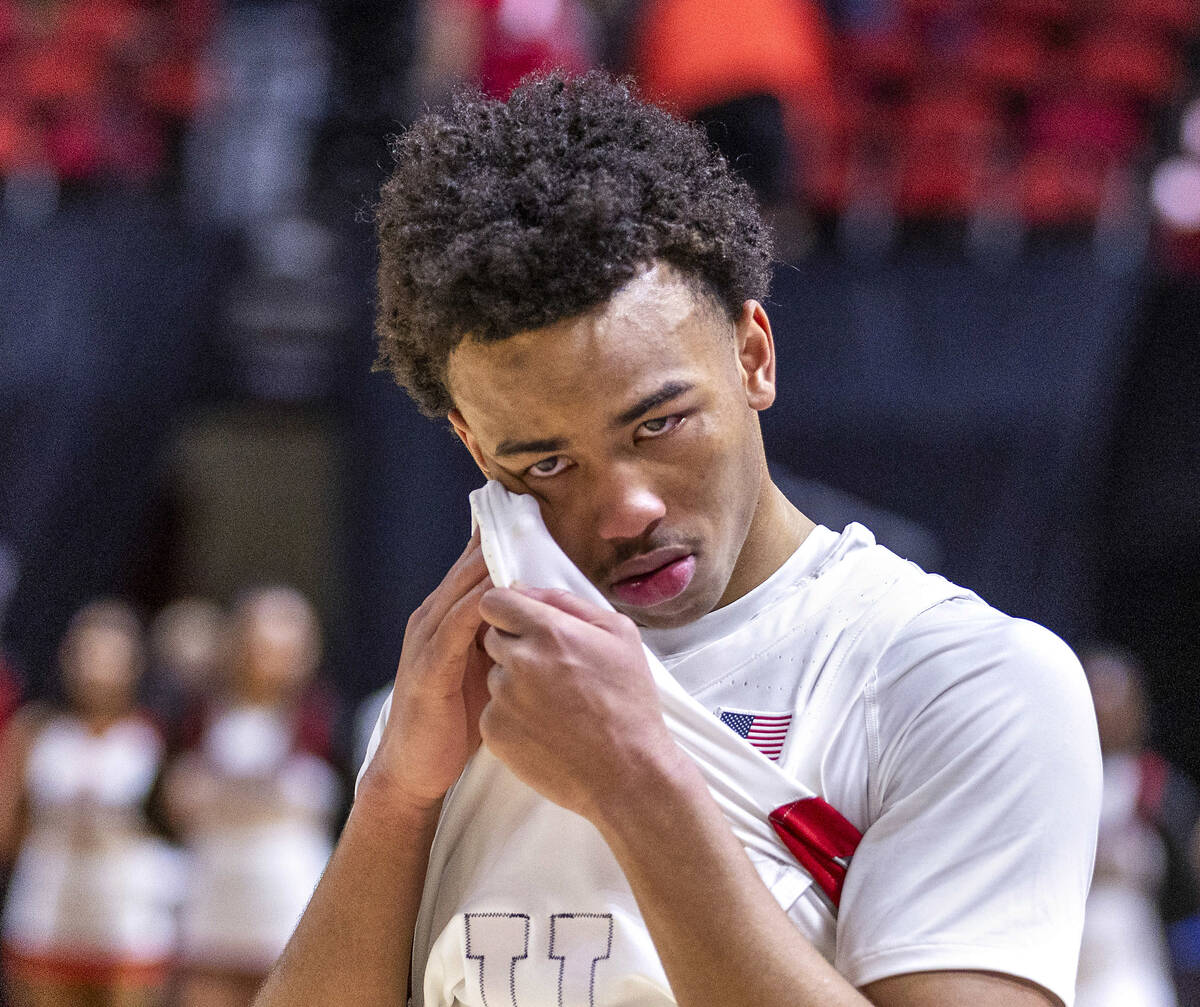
left=718, top=708, right=792, bottom=761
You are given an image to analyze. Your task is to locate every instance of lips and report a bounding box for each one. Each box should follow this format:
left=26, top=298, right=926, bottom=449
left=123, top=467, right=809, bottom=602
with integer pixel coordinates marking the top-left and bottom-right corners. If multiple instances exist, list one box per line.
left=611, top=553, right=697, bottom=608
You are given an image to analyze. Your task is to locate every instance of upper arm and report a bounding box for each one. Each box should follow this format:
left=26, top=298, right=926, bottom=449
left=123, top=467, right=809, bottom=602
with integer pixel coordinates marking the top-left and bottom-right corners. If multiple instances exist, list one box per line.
left=833, top=606, right=1102, bottom=1005
left=862, top=969, right=1062, bottom=1007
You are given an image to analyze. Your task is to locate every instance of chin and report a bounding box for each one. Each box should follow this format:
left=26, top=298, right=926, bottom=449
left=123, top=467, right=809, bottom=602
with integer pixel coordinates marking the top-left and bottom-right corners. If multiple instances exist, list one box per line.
left=625, top=609, right=700, bottom=630
left=611, top=586, right=717, bottom=630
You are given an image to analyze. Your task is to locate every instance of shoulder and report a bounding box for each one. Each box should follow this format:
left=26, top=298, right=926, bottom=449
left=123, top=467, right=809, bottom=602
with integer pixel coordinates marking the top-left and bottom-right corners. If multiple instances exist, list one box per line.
left=876, top=597, right=1092, bottom=748
left=836, top=598, right=1102, bottom=1001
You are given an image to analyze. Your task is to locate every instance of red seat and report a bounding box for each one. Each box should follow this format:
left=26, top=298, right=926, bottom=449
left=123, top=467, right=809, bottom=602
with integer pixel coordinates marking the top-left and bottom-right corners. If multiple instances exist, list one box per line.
left=57, top=0, right=144, bottom=52
left=896, top=145, right=990, bottom=218
left=903, top=87, right=1004, bottom=152
left=0, top=112, right=40, bottom=175
left=1017, top=148, right=1109, bottom=226
left=895, top=88, right=1003, bottom=217
left=141, top=59, right=209, bottom=117
left=1073, top=29, right=1179, bottom=104
left=798, top=91, right=892, bottom=214
left=900, top=0, right=959, bottom=19
left=0, top=1, right=22, bottom=48
left=44, top=108, right=105, bottom=180
left=838, top=30, right=923, bottom=89
left=20, top=45, right=104, bottom=105
left=987, top=0, right=1074, bottom=27
left=1108, top=0, right=1199, bottom=35
left=1026, top=88, right=1145, bottom=161
left=962, top=26, right=1047, bottom=95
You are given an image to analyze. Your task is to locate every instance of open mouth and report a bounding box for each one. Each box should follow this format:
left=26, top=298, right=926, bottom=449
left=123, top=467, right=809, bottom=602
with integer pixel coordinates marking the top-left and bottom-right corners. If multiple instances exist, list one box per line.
left=611, top=554, right=697, bottom=607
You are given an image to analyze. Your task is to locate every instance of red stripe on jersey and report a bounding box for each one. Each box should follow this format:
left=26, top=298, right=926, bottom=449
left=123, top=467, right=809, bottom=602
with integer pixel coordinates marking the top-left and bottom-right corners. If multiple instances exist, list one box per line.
left=769, top=796, right=863, bottom=908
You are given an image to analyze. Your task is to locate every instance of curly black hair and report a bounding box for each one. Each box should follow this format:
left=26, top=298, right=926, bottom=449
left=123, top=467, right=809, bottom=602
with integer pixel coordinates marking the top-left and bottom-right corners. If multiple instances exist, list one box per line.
left=374, top=71, right=774, bottom=416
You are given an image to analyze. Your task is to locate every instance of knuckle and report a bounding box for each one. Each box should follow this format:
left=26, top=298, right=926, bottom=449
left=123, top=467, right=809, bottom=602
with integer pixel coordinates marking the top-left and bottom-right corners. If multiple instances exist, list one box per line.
left=542, top=619, right=572, bottom=652
left=611, top=612, right=638, bottom=637
left=406, top=601, right=429, bottom=632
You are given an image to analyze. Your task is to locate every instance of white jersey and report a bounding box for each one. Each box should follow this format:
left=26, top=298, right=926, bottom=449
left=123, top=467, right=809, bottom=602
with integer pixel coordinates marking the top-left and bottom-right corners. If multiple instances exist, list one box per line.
left=362, top=518, right=1101, bottom=1006
left=644, top=524, right=1101, bottom=1001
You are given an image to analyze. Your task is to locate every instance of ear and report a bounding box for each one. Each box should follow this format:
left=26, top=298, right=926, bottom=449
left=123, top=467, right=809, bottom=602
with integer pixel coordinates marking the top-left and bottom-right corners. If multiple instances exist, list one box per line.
left=735, top=300, right=776, bottom=410
left=448, top=409, right=491, bottom=478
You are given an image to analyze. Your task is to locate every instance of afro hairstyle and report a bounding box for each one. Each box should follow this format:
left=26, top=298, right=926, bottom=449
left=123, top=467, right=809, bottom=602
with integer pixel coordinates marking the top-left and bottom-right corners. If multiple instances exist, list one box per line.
left=374, top=71, right=774, bottom=416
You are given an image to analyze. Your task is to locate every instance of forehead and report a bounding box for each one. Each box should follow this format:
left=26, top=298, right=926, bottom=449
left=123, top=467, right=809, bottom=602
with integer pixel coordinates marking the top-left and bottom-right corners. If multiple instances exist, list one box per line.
left=447, top=265, right=732, bottom=428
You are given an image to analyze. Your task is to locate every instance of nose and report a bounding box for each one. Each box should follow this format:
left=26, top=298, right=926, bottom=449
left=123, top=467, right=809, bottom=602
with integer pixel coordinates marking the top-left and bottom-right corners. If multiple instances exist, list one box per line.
left=594, top=466, right=666, bottom=542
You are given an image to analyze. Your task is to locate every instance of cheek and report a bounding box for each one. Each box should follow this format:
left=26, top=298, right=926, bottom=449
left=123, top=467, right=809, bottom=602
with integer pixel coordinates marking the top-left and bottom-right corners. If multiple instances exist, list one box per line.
left=680, top=414, right=755, bottom=496
left=536, top=499, right=589, bottom=554
left=687, top=418, right=762, bottom=539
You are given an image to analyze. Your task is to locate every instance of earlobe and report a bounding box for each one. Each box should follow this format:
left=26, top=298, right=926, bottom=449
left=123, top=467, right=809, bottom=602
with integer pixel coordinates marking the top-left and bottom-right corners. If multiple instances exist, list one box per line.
left=448, top=409, right=492, bottom=478
left=737, top=301, right=777, bottom=410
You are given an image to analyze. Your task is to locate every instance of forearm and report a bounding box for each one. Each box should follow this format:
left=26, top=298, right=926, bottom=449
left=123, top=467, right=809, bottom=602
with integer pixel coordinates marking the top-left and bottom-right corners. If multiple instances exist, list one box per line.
left=596, top=752, right=869, bottom=1007
left=254, top=790, right=440, bottom=1006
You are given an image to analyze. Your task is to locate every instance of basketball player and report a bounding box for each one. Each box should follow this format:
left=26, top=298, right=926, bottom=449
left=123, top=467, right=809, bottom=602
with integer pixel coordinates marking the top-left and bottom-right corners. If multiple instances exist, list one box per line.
left=256, top=72, right=1101, bottom=1007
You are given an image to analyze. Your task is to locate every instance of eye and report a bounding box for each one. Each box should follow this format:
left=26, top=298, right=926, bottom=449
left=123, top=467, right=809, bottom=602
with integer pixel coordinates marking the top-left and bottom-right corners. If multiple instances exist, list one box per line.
left=637, top=414, right=684, bottom=439
left=525, top=455, right=571, bottom=479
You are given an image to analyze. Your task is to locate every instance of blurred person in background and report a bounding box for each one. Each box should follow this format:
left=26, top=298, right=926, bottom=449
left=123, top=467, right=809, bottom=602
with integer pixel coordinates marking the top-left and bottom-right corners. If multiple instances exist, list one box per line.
left=1076, top=644, right=1200, bottom=1007
left=146, top=597, right=228, bottom=754
left=412, top=0, right=597, bottom=104
left=0, top=600, right=183, bottom=1007
left=629, top=0, right=833, bottom=247
left=163, top=587, right=339, bottom=1007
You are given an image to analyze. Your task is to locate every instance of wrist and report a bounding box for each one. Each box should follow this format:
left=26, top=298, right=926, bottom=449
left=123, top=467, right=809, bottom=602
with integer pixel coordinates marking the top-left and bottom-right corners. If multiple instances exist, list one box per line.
left=590, top=738, right=710, bottom=846
left=353, top=764, right=446, bottom=839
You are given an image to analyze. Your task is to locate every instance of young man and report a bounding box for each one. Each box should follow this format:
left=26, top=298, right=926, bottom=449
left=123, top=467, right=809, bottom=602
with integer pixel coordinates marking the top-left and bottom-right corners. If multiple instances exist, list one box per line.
left=256, top=73, right=1100, bottom=1007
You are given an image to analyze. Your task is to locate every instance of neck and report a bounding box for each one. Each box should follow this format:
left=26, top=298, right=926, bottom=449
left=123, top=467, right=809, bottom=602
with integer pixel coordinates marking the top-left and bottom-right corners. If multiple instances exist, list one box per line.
left=717, top=475, right=814, bottom=610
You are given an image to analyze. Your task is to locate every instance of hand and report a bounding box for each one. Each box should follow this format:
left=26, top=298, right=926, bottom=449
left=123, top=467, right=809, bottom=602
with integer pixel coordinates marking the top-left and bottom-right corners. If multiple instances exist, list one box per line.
left=358, top=532, right=493, bottom=818
left=476, top=585, right=686, bottom=824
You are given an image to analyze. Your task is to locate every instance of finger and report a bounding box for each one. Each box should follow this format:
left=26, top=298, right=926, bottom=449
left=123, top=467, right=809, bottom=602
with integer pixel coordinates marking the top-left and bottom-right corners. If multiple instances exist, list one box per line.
left=441, top=530, right=487, bottom=590
left=508, top=584, right=614, bottom=628
left=411, top=538, right=489, bottom=638
left=422, top=577, right=493, bottom=692
left=481, top=624, right=522, bottom=666
left=478, top=585, right=567, bottom=636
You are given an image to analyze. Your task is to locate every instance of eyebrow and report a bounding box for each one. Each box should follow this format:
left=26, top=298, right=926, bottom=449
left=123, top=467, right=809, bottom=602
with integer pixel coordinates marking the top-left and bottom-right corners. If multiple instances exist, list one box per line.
left=610, top=380, right=695, bottom=428
left=494, top=436, right=569, bottom=458
left=492, top=380, right=695, bottom=458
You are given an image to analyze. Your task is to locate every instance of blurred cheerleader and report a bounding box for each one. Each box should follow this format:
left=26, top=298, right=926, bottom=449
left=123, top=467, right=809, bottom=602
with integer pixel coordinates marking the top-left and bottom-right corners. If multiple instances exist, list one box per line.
left=0, top=600, right=184, bottom=1007
left=163, top=587, right=340, bottom=1007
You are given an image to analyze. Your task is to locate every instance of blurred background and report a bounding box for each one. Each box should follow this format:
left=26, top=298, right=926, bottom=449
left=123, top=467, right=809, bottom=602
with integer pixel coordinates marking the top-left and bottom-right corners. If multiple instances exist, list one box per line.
left=0, top=0, right=1199, bottom=1003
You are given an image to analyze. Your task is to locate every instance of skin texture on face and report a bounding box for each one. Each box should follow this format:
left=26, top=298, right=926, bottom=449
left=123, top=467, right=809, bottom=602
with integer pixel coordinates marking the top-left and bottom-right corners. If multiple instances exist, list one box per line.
left=447, top=263, right=811, bottom=628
